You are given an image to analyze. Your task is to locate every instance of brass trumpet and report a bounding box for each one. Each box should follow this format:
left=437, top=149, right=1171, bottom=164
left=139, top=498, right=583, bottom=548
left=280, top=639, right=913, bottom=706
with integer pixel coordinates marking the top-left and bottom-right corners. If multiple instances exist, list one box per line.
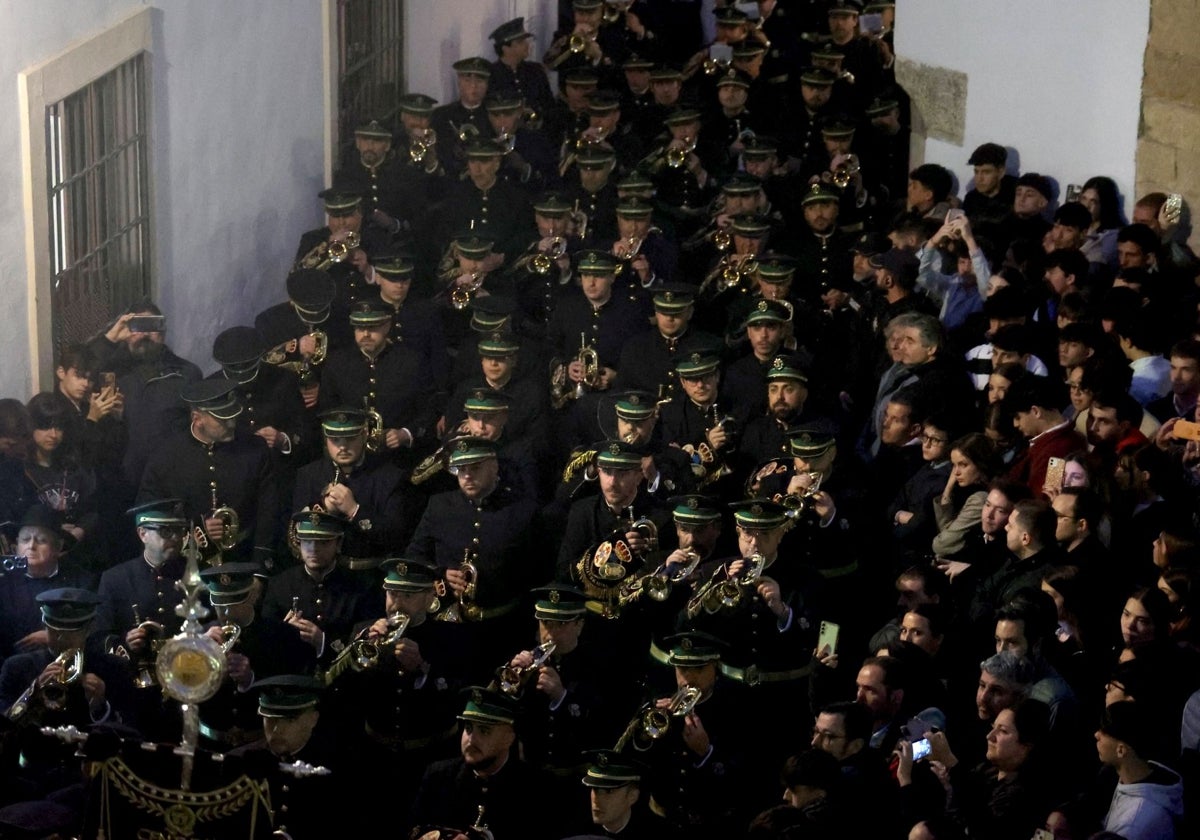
left=130, top=604, right=164, bottom=689
left=831, top=154, right=860, bottom=189
left=496, top=641, right=557, bottom=696
left=530, top=236, right=566, bottom=275
left=574, top=333, right=602, bottom=399
left=666, top=137, right=697, bottom=168
left=703, top=57, right=731, bottom=76
left=326, top=230, right=361, bottom=264
left=323, top=611, right=410, bottom=685
left=218, top=623, right=242, bottom=655
left=712, top=228, right=732, bottom=252
left=497, top=130, right=517, bottom=155
left=210, top=485, right=241, bottom=552
left=409, top=128, right=437, bottom=164
left=453, top=122, right=480, bottom=144
left=614, top=685, right=702, bottom=751
left=568, top=32, right=590, bottom=53
left=364, top=402, right=385, bottom=452
left=617, top=549, right=700, bottom=606
left=603, top=1, right=630, bottom=24
left=437, top=550, right=480, bottom=623
left=450, top=273, right=483, bottom=310
left=7, top=648, right=83, bottom=720
left=685, top=553, right=766, bottom=618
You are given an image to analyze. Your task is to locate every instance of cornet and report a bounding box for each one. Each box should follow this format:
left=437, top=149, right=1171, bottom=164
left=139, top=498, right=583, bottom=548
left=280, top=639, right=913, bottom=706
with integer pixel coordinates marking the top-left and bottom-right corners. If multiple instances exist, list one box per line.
left=210, top=485, right=240, bottom=552
left=530, top=236, right=566, bottom=275
left=497, top=130, right=517, bottom=155
left=686, top=553, right=766, bottom=618
left=497, top=641, right=556, bottom=696
left=450, top=273, right=483, bottom=310
left=323, top=611, right=410, bottom=685
left=7, top=648, right=83, bottom=720
left=614, top=685, right=702, bottom=751
left=364, top=401, right=385, bottom=452
left=452, top=122, right=480, bottom=145
left=603, top=1, right=631, bottom=24
left=831, top=154, right=860, bottom=189
left=437, top=550, right=480, bottom=623
left=618, top=549, right=700, bottom=606
left=703, top=57, right=731, bottom=76
left=666, top=137, right=697, bottom=169
left=409, top=128, right=437, bottom=164
left=574, top=333, right=602, bottom=399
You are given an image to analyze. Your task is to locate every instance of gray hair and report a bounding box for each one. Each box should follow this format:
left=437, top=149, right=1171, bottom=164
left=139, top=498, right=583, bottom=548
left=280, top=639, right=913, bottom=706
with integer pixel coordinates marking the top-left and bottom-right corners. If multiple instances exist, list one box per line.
left=979, top=650, right=1035, bottom=687
left=886, top=312, right=943, bottom=352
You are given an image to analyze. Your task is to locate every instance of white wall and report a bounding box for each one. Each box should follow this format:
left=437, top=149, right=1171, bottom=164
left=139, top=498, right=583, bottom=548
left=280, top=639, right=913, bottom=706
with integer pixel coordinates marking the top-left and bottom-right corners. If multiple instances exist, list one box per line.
left=0, top=0, right=326, bottom=397
left=404, top=0, right=559, bottom=103
left=896, top=0, right=1150, bottom=214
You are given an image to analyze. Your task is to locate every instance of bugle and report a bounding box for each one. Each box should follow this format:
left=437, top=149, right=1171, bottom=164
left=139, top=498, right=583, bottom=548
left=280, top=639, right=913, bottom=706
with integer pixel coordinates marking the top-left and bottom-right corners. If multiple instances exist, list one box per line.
left=614, top=685, right=702, bottom=751
left=496, top=641, right=557, bottom=696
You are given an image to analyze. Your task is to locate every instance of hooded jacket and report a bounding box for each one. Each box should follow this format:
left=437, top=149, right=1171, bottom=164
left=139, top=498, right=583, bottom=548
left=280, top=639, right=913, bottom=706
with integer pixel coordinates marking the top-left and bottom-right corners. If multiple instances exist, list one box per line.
left=1103, top=761, right=1184, bottom=840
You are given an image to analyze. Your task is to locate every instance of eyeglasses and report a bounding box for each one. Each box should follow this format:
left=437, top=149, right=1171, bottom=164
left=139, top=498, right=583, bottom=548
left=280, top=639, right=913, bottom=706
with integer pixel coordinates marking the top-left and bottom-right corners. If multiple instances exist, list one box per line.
left=920, top=434, right=948, bottom=445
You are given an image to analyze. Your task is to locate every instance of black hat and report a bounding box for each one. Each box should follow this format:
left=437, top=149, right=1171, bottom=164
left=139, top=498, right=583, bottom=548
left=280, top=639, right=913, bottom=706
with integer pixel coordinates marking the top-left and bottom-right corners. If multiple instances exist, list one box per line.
left=489, top=17, right=532, bottom=45
left=563, top=67, right=600, bottom=87
left=877, top=247, right=920, bottom=283
left=398, top=93, right=438, bottom=115
left=447, top=437, right=499, bottom=468
left=318, top=188, right=362, bottom=217
left=531, top=584, right=588, bottom=621
left=254, top=675, right=322, bottom=718
left=458, top=686, right=519, bottom=726
left=595, top=439, right=644, bottom=470
left=290, top=509, right=347, bottom=541
left=622, top=54, right=654, bottom=71
left=15, top=504, right=73, bottom=550
left=675, top=350, right=721, bottom=378
left=649, top=65, right=683, bottom=82
left=663, top=631, right=727, bottom=666
left=199, top=562, right=260, bottom=606
left=852, top=231, right=891, bottom=257
left=756, top=253, right=796, bottom=285
left=476, top=332, right=521, bottom=358
left=801, top=182, right=840, bottom=206
left=820, top=116, right=856, bottom=139
left=766, top=355, right=809, bottom=384
left=469, top=295, right=516, bottom=332
left=452, top=56, right=492, bottom=78
left=354, top=117, right=392, bottom=139
left=582, top=749, right=648, bottom=789
left=730, top=498, right=788, bottom=529
left=663, top=108, right=702, bottom=127
left=799, top=66, right=837, bottom=87
left=741, top=135, right=778, bottom=159
left=348, top=299, right=393, bottom=326
left=613, top=390, right=657, bottom=421
left=463, top=388, right=512, bottom=414
left=585, top=90, right=622, bottom=114
left=668, top=494, right=722, bottom=525
left=373, top=256, right=415, bottom=282
left=180, top=379, right=242, bottom=420
left=787, top=420, right=837, bottom=457
left=453, top=232, right=496, bottom=258
left=740, top=299, right=792, bottom=329
left=615, top=196, right=654, bottom=218
left=968, top=142, right=1007, bottom=167
left=317, top=407, right=369, bottom=438
left=464, top=138, right=504, bottom=159
left=287, top=269, right=337, bottom=315
left=577, top=250, right=618, bottom=276
left=381, top=557, right=439, bottom=592
left=1016, top=172, right=1053, bottom=202
left=532, top=192, right=572, bottom=217
left=713, top=6, right=749, bottom=24
left=485, top=93, right=524, bottom=113
left=865, top=96, right=900, bottom=117
left=126, top=498, right=187, bottom=529
left=212, top=326, right=267, bottom=367
left=722, top=172, right=764, bottom=197
left=715, top=69, right=751, bottom=89
left=652, top=282, right=696, bottom=313
left=37, top=588, right=100, bottom=630
left=575, top=144, right=616, bottom=169
left=828, top=0, right=864, bottom=14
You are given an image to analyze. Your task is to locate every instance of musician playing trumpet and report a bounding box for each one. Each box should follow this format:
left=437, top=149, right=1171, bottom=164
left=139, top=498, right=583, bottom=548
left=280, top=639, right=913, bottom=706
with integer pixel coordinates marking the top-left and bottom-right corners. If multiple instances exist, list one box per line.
left=292, top=408, right=414, bottom=562
left=430, top=57, right=492, bottom=178
left=608, top=196, right=674, bottom=290
left=502, top=585, right=613, bottom=773
left=292, top=189, right=391, bottom=314
left=198, top=562, right=315, bottom=749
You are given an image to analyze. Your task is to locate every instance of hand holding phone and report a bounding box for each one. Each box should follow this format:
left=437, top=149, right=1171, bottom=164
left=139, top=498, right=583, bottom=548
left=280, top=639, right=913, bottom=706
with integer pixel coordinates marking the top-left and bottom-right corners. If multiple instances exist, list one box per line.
left=128, top=315, right=165, bottom=334
left=911, top=738, right=932, bottom=762
left=817, top=621, right=840, bottom=657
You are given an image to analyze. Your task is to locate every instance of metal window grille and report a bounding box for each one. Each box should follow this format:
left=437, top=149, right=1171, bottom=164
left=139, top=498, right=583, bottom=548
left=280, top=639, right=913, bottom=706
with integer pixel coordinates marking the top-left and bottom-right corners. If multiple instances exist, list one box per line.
left=46, top=52, right=151, bottom=355
left=337, top=0, right=405, bottom=165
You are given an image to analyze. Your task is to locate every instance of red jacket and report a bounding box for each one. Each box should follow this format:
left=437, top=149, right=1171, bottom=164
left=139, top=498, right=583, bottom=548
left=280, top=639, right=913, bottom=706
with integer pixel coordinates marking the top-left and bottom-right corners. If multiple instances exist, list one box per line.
left=1007, top=423, right=1087, bottom=497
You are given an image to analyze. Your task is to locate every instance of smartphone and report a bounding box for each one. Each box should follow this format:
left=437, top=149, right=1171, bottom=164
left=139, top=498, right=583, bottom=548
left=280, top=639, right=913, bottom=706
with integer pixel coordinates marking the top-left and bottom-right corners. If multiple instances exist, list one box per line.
left=128, top=315, right=165, bottom=334
left=1173, top=419, right=1200, bottom=442
left=1032, top=830, right=1054, bottom=840
left=708, top=42, right=733, bottom=63
left=1065, top=184, right=1082, bottom=204
left=859, top=13, right=883, bottom=35
left=911, top=738, right=932, bottom=762
left=945, top=208, right=965, bottom=223
left=1045, top=457, right=1065, bottom=491
left=101, top=371, right=116, bottom=389
left=817, top=621, right=840, bottom=657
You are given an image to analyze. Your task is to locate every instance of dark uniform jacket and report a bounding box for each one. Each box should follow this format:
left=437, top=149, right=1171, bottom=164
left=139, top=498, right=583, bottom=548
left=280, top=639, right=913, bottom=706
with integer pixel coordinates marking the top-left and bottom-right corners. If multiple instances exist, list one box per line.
left=379, top=293, right=449, bottom=394
left=430, top=101, right=491, bottom=178
left=227, top=728, right=343, bottom=840
left=261, top=565, right=376, bottom=664
left=0, top=642, right=137, bottom=727
left=292, top=222, right=396, bottom=317
left=292, top=452, right=415, bottom=559
left=556, top=488, right=667, bottom=583
left=207, top=367, right=314, bottom=461
left=547, top=291, right=652, bottom=373
left=333, top=151, right=428, bottom=233
left=319, top=341, right=437, bottom=442
left=406, top=479, right=541, bottom=612
left=138, top=430, right=278, bottom=563
left=410, top=754, right=556, bottom=840
left=616, top=326, right=718, bottom=401
left=93, top=554, right=187, bottom=646
left=488, top=59, right=554, bottom=122
left=563, top=180, right=620, bottom=247
left=255, top=299, right=353, bottom=367
left=435, top=176, right=533, bottom=263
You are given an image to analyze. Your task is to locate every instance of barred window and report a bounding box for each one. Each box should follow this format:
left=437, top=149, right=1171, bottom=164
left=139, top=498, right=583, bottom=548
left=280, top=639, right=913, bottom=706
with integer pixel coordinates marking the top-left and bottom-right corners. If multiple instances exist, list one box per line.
left=337, top=0, right=405, bottom=164
left=47, top=52, right=152, bottom=356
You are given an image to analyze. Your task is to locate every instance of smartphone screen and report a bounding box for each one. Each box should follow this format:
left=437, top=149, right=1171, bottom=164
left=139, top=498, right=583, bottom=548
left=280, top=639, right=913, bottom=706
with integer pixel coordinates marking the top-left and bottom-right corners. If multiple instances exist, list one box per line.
left=128, top=315, right=165, bottom=334
left=859, top=13, right=883, bottom=35
left=911, top=738, right=931, bottom=761
left=1173, top=419, right=1200, bottom=442
left=817, top=621, right=840, bottom=657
